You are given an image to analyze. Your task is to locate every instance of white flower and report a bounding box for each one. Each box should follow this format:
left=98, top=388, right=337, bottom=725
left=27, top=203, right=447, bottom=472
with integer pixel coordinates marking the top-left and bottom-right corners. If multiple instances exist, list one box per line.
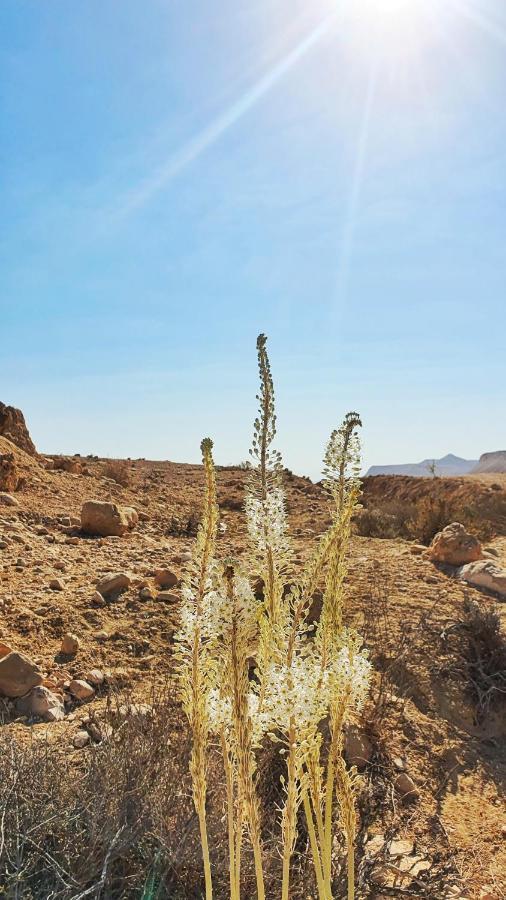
left=245, top=487, right=290, bottom=556
left=261, top=652, right=331, bottom=734
left=331, top=645, right=371, bottom=711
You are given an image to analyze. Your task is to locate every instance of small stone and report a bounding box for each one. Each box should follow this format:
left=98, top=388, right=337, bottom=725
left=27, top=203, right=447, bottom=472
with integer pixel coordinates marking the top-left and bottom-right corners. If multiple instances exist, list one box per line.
left=73, top=730, right=90, bottom=748
left=394, top=772, right=419, bottom=801
left=54, top=560, right=66, bottom=571
left=49, top=578, right=64, bottom=591
left=365, top=834, right=385, bottom=857
left=95, top=630, right=109, bottom=642
left=157, top=591, right=179, bottom=603
left=95, top=572, right=131, bottom=597
left=139, top=586, right=156, bottom=601
left=68, top=679, right=95, bottom=700
left=0, top=493, right=20, bottom=507
left=91, top=590, right=106, bottom=607
left=389, top=839, right=414, bottom=856
left=344, top=726, right=372, bottom=769
left=60, top=633, right=79, bottom=655
left=85, top=669, right=105, bottom=687
left=154, top=568, right=178, bottom=589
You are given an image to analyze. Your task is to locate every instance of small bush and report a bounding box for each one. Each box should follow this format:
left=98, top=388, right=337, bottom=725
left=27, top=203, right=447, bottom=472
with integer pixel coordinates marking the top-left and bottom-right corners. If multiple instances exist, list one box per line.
left=461, top=599, right=506, bottom=717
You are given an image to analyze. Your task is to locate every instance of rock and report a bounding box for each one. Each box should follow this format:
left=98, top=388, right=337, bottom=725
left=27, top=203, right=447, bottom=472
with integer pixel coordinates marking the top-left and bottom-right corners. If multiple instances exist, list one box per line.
left=344, top=726, right=372, bottom=769
left=0, top=651, right=42, bottom=697
left=17, top=686, right=65, bottom=722
left=394, top=773, right=419, bottom=801
left=389, top=839, right=414, bottom=856
left=123, top=506, right=139, bottom=528
left=154, top=568, right=178, bottom=589
left=91, top=590, right=106, bottom=607
left=0, top=493, right=19, bottom=507
left=459, top=560, right=506, bottom=599
left=0, top=402, right=36, bottom=455
left=53, top=457, right=82, bottom=474
left=114, top=702, right=152, bottom=725
left=85, top=669, right=105, bottom=687
left=60, top=633, right=79, bottom=655
left=157, top=590, right=179, bottom=603
left=68, top=679, right=95, bottom=701
left=49, top=578, right=64, bottom=591
left=365, top=834, right=385, bottom=857
left=410, top=544, right=427, bottom=555
left=0, top=453, right=19, bottom=492
left=81, top=500, right=138, bottom=537
left=73, top=730, right=90, bottom=748
left=426, top=522, right=481, bottom=566
left=96, top=572, right=131, bottom=597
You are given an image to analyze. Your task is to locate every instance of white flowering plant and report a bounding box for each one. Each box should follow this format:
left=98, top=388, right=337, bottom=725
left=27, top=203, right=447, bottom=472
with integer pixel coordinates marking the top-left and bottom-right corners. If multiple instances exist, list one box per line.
left=174, top=335, right=371, bottom=900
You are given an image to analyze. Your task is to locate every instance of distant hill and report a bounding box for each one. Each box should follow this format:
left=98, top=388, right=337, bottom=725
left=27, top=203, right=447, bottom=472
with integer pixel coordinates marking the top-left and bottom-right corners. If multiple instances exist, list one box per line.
left=472, top=451, right=506, bottom=474
left=366, top=453, right=478, bottom=478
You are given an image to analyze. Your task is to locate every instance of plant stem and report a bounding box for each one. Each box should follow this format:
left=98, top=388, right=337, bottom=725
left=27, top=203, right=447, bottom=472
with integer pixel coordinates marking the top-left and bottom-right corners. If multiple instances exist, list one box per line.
left=322, top=752, right=334, bottom=893
left=302, top=789, right=328, bottom=900
left=197, top=805, right=213, bottom=900
left=221, top=732, right=237, bottom=900
left=281, top=724, right=297, bottom=900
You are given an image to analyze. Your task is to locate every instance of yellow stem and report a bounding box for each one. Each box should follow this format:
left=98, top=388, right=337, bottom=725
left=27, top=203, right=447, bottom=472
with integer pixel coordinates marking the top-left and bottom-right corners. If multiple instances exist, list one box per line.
left=347, top=841, right=354, bottom=900
left=197, top=804, right=213, bottom=900
left=322, top=753, right=334, bottom=894
left=302, top=789, right=328, bottom=900
left=221, top=732, right=237, bottom=900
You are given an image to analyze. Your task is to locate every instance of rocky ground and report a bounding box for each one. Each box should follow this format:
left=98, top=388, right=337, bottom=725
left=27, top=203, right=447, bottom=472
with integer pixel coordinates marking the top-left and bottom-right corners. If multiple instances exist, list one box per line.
left=0, top=435, right=505, bottom=899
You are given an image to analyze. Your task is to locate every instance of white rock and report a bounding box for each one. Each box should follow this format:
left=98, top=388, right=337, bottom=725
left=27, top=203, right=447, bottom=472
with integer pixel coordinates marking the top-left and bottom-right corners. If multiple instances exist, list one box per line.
left=459, top=560, right=506, bottom=598
left=73, top=730, right=90, bottom=748
left=68, top=679, right=95, bottom=700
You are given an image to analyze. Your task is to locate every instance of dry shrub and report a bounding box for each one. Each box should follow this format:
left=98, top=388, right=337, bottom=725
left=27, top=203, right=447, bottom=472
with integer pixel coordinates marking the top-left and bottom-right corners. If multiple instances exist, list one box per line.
left=0, top=691, right=203, bottom=899
left=441, top=599, right=506, bottom=720
left=356, top=490, right=506, bottom=545
left=103, top=459, right=131, bottom=487
left=166, top=509, right=200, bottom=537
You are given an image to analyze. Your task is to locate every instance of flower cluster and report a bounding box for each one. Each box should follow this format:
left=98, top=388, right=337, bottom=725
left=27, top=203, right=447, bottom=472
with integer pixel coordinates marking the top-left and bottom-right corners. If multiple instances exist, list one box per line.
left=330, top=643, right=372, bottom=713
left=244, top=487, right=290, bottom=558
left=262, top=651, right=331, bottom=735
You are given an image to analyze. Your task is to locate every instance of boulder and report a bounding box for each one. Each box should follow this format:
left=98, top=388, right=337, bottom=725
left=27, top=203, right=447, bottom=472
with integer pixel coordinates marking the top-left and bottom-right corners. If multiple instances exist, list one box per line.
left=17, top=686, right=65, bottom=722
left=81, top=500, right=138, bottom=537
left=154, top=568, right=178, bottom=589
left=344, top=726, right=373, bottom=769
left=0, top=493, right=19, bottom=507
left=96, top=572, right=131, bottom=597
left=0, top=453, right=19, bottom=492
left=426, top=522, right=482, bottom=566
left=60, top=633, right=79, bottom=655
left=68, top=679, right=95, bottom=701
left=53, top=457, right=82, bottom=474
left=85, top=669, right=105, bottom=687
left=0, top=402, right=36, bottom=455
left=394, top=772, right=419, bottom=801
left=0, top=651, right=42, bottom=698
left=459, top=560, right=506, bottom=599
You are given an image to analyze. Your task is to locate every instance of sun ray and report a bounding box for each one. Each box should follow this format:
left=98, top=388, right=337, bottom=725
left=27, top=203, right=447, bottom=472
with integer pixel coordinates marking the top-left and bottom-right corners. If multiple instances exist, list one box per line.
left=450, top=0, right=506, bottom=47
left=332, top=54, right=378, bottom=318
left=110, top=12, right=339, bottom=223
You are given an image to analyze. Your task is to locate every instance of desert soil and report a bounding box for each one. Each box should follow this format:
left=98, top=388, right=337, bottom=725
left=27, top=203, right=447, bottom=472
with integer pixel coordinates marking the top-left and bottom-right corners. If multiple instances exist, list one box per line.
left=1, top=449, right=505, bottom=899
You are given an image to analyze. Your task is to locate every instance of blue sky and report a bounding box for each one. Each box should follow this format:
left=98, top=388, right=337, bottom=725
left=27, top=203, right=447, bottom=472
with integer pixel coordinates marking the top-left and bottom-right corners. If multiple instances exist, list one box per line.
left=1, top=0, right=505, bottom=477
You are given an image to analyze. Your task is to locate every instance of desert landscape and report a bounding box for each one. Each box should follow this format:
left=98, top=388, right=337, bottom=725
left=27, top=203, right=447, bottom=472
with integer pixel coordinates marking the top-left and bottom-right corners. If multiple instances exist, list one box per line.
left=1, top=393, right=505, bottom=900
left=2, top=2, right=506, bottom=897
